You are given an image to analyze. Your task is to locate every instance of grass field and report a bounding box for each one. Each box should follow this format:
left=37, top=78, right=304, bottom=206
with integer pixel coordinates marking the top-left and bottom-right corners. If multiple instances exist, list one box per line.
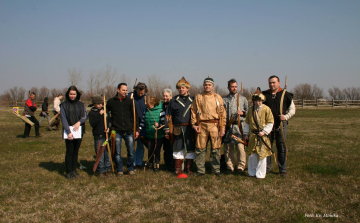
left=0, top=108, right=359, bottom=222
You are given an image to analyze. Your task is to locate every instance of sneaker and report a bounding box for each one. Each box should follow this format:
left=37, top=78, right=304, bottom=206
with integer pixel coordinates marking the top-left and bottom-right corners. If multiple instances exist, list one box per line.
left=35, top=134, right=42, bottom=138
left=116, top=172, right=123, bottom=177
left=128, top=171, right=136, bottom=176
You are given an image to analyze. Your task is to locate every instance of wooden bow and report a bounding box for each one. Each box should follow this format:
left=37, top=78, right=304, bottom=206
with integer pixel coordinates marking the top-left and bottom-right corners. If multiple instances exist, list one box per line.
left=279, top=76, right=288, bottom=158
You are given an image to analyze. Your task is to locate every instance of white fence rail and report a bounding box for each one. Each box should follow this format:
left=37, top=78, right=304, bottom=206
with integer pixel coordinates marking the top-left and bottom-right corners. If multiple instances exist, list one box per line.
left=293, top=99, right=360, bottom=108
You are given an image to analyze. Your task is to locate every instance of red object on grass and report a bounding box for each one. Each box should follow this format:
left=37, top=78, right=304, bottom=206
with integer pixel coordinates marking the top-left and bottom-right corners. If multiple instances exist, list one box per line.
left=177, top=173, right=188, bottom=178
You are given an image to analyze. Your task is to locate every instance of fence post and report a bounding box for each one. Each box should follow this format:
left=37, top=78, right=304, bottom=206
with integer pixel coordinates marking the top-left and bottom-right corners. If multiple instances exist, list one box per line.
left=332, top=99, right=334, bottom=108
left=316, top=99, right=318, bottom=108
left=302, top=99, right=304, bottom=109
left=346, top=99, right=348, bottom=108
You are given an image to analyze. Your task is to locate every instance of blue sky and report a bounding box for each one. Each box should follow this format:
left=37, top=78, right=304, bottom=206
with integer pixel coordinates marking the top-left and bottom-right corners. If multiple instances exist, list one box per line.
left=1, top=0, right=359, bottom=95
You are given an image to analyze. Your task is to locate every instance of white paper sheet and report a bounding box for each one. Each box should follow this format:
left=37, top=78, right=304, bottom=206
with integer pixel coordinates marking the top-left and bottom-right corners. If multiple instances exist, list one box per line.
left=63, top=126, right=82, bottom=139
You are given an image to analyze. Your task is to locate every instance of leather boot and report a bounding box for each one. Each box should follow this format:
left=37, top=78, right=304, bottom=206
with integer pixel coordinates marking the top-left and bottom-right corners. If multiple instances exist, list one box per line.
left=154, top=164, right=160, bottom=173
left=174, top=159, right=183, bottom=175
left=186, top=159, right=194, bottom=175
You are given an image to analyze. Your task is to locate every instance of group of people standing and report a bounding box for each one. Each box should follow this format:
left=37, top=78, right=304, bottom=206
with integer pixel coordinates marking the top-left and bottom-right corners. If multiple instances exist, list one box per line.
left=22, top=75, right=295, bottom=180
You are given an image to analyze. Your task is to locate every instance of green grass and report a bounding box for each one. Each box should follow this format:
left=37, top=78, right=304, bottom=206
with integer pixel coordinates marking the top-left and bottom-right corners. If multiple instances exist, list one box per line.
left=0, top=107, right=359, bottom=222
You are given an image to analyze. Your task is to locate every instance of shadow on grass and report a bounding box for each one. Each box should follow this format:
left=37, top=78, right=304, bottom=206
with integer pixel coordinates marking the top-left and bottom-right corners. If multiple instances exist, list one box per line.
left=39, top=161, right=65, bottom=176
left=305, top=164, right=346, bottom=175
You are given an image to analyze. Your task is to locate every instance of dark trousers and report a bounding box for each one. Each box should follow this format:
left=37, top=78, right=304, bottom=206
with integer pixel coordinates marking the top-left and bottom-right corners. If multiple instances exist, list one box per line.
left=24, top=116, right=40, bottom=137
left=65, top=139, right=82, bottom=174
left=147, top=138, right=164, bottom=165
left=267, top=122, right=287, bottom=173
left=163, top=138, right=174, bottom=171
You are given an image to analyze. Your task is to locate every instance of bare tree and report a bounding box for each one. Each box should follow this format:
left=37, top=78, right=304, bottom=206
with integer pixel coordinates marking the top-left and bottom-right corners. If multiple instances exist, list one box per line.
left=7, top=86, right=27, bottom=102
left=87, top=71, right=96, bottom=96
left=119, top=73, right=132, bottom=86
left=103, top=64, right=118, bottom=88
left=293, top=83, right=323, bottom=100
left=328, top=86, right=345, bottom=100
left=214, top=85, right=227, bottom=97
left=146, top=74, right=172, bottom=99
left=343, top=87, right=360, bottom=100
left=38, top=86, right=50, bottom=101
left=30, top=87, right=40, bottom=98
left=68, top=68, right=82, bottom=87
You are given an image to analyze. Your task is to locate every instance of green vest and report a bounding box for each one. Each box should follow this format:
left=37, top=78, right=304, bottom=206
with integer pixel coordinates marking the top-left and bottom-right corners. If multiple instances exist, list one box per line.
left=144, top=102, right=165, bottom=139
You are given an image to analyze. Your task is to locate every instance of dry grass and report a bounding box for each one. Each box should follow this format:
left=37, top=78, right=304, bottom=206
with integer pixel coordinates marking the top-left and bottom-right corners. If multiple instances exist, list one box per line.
left=0, top=108, right=359, bottom=222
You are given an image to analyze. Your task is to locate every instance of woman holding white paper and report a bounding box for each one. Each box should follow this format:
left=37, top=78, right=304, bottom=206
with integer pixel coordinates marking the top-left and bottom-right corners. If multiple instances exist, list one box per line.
left=60, top=86, right=87, bottom=180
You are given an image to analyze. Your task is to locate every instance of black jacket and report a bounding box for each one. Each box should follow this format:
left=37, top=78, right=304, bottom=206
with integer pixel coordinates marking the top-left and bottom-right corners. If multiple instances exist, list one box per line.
left=106, top=96, right=139, bottom=132
left=89, top=107, right=109, bottom=139
left=262, top=89, right=293, bottom=128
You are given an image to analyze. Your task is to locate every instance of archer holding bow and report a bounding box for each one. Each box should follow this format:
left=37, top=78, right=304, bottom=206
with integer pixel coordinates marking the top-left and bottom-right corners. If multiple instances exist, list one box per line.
left=262, top=76, right=296, bottom=177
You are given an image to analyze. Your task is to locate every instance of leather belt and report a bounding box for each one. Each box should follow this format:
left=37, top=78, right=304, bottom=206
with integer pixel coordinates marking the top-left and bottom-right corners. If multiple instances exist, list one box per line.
left=174, top=123, right=190, bottom=126
left=200, top=120, right=219, bottom=123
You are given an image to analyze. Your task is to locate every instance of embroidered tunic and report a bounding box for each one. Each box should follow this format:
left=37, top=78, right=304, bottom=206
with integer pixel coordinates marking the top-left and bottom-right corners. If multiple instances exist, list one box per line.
left=244, top=104, right=274, bottom=160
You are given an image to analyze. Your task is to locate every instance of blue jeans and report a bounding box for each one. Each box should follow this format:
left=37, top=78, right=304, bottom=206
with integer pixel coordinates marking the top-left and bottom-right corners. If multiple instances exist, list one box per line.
left=115, top=131, right=135, bottom=172
left=94, top=138, right=111, bottom=173
left=134, top=139, right=145, bottom=166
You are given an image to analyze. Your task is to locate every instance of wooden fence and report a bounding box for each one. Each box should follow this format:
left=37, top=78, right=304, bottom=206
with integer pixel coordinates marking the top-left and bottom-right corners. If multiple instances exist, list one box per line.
left=293, top=99, right=360, bottom=108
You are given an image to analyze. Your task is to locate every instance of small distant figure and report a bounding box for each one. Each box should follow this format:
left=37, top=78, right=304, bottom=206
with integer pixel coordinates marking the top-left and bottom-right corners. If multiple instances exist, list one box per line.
left=50, top=93, right=63, bottom=131
left=23, top=92, right=41, bottom=138
left=39, top=97, right=51, bottom=127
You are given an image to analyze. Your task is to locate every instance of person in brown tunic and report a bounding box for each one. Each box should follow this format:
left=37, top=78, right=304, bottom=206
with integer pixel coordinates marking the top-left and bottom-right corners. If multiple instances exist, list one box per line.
left=191, top=77, right=226, bottom=177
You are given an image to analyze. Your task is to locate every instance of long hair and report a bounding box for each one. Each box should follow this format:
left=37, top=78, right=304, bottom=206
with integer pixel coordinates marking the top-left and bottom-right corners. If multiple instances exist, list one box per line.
left=65, top=86, right=82, bottom=101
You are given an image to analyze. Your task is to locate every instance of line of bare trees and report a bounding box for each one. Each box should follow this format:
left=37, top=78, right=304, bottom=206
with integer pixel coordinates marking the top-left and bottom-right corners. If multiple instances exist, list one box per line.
left=1, top=67, right=360, bottom=103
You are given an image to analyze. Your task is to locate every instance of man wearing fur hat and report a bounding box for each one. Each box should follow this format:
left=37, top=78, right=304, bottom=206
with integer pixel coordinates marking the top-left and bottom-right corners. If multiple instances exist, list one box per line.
left=166, top=77, right=196, bottom=176
left=243, top=88, right=274, bottom=179
left=191, top=77, right=226, bottom=177
left=262, top=76, right=295, bottom=177
left=222, top=78, right=249, bottom=173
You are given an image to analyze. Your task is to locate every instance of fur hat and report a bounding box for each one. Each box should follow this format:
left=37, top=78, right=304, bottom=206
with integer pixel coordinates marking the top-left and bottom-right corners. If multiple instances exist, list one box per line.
left=176, top=77, right=191, bottom=89
left=252, top=87, right=266, bottom=102
left=88, top=95, right=103, bottom=107
left=204, top=76, right=214, bottom=84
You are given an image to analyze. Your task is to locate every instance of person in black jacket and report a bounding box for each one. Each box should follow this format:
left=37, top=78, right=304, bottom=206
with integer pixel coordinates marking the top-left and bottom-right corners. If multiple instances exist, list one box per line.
left=39, top=97, right=51, bottom=128
left=60, top=86, right=87, bottom=180
left=88, top=95, right=111, bottom=177
left=107, top=83, right=139, bottom=176
left=262, top=76, right=296, bottom=177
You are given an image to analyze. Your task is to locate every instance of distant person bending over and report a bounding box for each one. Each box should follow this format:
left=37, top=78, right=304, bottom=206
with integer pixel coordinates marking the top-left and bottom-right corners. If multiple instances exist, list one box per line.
left=50, top=93, right=63, bottom=131
left=23, top=92, right=41, bottom=138
left=39, top=97, right=51, bottom=128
